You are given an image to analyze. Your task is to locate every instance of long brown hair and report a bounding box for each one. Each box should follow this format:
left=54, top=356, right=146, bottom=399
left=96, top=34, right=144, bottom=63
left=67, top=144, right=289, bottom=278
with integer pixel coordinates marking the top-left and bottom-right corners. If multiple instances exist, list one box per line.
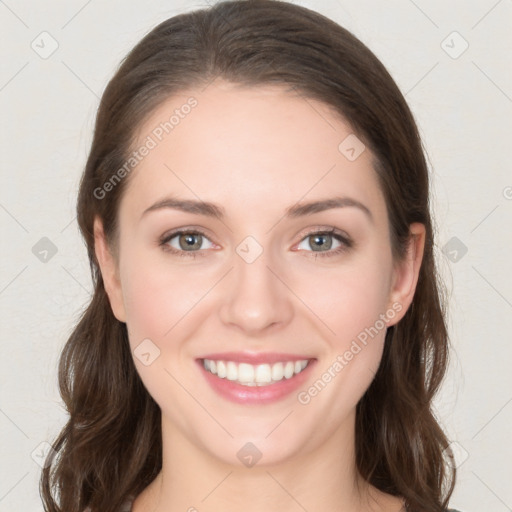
left=40, top=1, right=456, bottom=510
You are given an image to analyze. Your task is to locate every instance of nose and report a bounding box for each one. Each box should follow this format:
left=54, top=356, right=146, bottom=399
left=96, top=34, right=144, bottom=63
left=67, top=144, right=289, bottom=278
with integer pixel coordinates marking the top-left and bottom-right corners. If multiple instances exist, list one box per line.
left=218, top=244, right=294, bottom=335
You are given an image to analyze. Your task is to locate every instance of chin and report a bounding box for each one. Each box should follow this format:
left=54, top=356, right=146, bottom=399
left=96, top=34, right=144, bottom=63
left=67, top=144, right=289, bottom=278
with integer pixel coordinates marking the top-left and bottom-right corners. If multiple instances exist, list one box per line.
left=201, top=429, right=307, bottom=469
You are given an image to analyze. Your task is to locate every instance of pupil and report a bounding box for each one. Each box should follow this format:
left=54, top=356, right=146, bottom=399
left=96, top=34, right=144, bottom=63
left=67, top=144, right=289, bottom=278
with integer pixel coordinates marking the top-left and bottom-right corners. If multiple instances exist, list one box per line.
left=177, top=233, right=333, bottom=252
left=181, top=233, right=200, bottom=250
left=312, top=234, right=331, bottom=250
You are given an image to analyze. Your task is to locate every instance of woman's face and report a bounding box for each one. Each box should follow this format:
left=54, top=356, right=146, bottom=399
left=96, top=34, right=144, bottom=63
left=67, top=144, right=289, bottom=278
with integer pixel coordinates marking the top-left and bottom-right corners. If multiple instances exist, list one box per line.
left=95, top=79, right=424, bottom=468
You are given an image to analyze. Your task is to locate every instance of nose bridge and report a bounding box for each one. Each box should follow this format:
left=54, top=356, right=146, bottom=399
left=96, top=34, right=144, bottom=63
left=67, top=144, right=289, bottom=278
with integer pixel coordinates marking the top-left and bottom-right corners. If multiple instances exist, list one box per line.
left=218, top=234, right=293, bottom=333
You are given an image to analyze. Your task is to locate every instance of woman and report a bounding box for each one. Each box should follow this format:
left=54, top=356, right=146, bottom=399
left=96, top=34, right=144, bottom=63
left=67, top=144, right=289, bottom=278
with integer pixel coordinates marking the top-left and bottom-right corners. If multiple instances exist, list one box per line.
left=40, top=1, right=463, bottom=511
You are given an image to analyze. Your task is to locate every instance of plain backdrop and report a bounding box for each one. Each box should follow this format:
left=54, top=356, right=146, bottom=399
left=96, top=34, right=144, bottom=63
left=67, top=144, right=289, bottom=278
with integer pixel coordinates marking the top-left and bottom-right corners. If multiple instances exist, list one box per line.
left=1, top=0, right=511, bottom=510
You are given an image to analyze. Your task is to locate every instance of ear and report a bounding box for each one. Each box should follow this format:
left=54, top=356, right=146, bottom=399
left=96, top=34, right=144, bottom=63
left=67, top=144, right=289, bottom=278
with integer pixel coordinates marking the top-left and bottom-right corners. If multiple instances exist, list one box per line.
left=386, top=222, right=426, bottom=327
left=93, top=216, right=127, bottom=323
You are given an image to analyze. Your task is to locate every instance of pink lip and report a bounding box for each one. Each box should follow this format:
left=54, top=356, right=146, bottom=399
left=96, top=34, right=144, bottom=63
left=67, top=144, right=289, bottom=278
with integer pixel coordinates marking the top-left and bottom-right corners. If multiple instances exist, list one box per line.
left=198, top=352, right=314, bottom=365
left=196, top=357, right=317, bottom=405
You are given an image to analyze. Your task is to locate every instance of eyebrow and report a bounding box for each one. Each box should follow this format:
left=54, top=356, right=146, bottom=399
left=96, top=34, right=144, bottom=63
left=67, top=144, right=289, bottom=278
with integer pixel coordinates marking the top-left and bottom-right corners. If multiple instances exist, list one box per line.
left=140, top=195, right=373, bottom=223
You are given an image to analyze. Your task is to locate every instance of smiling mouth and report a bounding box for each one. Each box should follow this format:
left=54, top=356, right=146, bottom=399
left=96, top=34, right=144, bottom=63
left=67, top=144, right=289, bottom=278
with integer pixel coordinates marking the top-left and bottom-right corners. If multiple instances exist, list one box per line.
left=200, top=358, right=312, bottom=387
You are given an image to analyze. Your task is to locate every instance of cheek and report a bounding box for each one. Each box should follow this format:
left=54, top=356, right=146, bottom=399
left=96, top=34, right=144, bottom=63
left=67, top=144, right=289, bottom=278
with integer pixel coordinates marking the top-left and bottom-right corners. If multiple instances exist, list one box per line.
left=293, top=258, right=392, bottom=343
left=119, top=251, right=206, bottom=348
left=119, top=254, right=205, bottom=415
left=295, top=264, right=392, bottom=416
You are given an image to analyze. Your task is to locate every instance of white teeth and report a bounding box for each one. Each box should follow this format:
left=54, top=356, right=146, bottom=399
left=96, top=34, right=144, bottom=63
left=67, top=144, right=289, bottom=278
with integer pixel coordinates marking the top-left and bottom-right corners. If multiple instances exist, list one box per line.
left=217, top=360, right=226, bottom=378
left=255, top=364, right=272, bottom=384
left=226, top=361, right=238, bottom=381
left=238, top=363, right=255, bottom=382
left=283, top=361, right=295, bottom=379
left=202, top=358, right=310, bottom=386
left=271, top=362, right=284, bottom=381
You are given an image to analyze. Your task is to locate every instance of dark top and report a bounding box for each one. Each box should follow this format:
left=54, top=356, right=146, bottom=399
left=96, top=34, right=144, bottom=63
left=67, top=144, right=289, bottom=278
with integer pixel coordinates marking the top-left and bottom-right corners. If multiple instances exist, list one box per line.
left=120, top=495, right=463, bottom=511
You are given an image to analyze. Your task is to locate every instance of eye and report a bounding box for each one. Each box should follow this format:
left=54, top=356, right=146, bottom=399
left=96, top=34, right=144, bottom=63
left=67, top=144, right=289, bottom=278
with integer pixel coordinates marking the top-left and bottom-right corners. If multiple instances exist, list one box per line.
left=295, top=228, right=352, bottom=258
left=159, top=227, right=353, bottom=259
left=159, top=229, right=215, bottom=258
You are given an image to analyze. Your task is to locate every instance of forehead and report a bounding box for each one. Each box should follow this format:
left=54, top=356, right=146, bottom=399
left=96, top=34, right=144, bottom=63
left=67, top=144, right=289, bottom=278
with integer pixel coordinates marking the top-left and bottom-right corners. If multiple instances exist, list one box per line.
left=119, top=80, right=386, bottom=225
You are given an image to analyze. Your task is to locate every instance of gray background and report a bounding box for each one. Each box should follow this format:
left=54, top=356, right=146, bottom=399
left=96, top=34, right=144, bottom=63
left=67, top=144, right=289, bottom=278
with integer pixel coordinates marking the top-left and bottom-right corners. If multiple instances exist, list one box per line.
left=1, top=0, right=511, bottom=510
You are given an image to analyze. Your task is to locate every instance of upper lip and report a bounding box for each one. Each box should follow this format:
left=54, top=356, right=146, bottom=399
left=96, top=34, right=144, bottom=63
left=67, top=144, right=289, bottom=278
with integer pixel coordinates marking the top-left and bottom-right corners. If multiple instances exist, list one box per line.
left=198, top=352, right=315, bottom=365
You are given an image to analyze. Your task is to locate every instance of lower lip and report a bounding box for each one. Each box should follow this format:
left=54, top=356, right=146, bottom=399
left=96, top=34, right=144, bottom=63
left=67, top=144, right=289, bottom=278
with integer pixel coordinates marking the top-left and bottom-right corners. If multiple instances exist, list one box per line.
left=197, top=359, right=316, bottom=405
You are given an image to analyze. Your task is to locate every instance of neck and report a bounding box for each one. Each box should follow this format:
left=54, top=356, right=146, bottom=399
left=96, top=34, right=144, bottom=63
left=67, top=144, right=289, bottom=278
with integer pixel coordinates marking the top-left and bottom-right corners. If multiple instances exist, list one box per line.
left=133, top=410, right=402, bottom=512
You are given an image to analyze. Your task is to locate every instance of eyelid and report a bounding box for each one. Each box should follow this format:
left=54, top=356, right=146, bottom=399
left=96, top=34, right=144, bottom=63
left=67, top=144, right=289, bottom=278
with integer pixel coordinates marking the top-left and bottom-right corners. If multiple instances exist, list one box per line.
left=159, top=226, right=216, bottom=243
left=294, top=226, right=351, bottom=244
left=291, top=227, right=353, bottom=256
left=159, top=226, right=217, bottom=253
left=158, top=225, right=353, bottom=257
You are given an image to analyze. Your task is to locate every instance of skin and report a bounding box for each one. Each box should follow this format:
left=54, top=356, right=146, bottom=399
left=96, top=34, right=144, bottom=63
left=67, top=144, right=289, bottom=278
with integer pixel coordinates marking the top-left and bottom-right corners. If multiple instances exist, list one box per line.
left=94, top=79, right=425, bottom=512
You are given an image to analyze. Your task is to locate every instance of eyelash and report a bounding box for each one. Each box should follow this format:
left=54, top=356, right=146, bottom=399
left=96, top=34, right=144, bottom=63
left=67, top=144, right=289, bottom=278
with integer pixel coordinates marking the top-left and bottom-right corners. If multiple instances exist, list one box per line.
left=158, top=227, right=353, bottom=259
